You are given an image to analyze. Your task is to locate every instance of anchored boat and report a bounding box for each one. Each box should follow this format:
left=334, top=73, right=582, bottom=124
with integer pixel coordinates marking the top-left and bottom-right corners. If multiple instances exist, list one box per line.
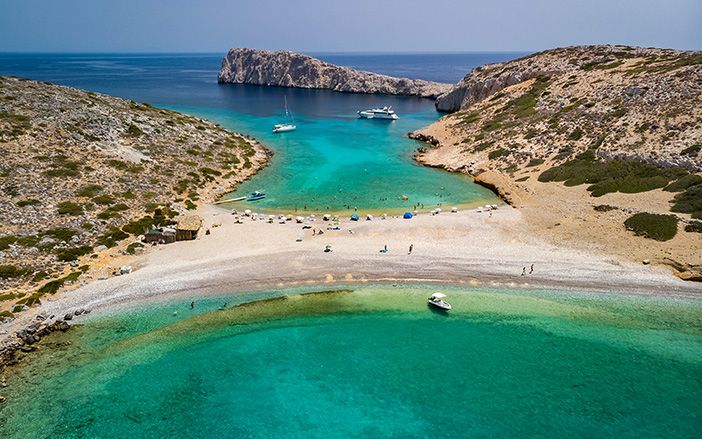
left=246, top=191, right=266, bottom=201
left=273, top=97, right=297, bottom=133
left=428, top=292, right=452, bottom=311
left=357, top=106, right=399, bottom=120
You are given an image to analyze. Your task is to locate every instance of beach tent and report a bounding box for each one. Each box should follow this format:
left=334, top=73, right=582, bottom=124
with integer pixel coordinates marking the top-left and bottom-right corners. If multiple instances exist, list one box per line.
left=403, top=212, right=413, bottom=219
left=350, top=214, right=359, bottom=221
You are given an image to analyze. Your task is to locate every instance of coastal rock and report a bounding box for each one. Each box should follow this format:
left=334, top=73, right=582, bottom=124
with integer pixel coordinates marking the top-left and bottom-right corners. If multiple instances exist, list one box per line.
left=218, top=48, right=452, bottom=99
left=436, top=69, right=545, bottom=112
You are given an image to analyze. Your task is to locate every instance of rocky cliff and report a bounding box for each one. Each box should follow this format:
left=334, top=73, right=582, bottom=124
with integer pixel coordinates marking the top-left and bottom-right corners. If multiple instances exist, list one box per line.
left=218, top=48, right=452, bottom=99
left=0, top=76, right=269, bottom=316
left=412, top=45, right=702, bottom=280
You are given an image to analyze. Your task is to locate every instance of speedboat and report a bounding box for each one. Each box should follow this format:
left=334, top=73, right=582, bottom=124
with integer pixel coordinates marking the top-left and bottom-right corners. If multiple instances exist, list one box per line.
left=428, top=292, right=452, bottom=311
left=357, top=106, right=399, bottom=120
left=246, top=191, right=266, bottom=201
left=273, top=97, right=297, bottom=133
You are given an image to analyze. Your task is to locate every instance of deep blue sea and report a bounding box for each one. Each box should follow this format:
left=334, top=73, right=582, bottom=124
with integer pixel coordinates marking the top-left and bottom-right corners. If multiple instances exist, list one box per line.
left=0, top=52, right=522, bottom=212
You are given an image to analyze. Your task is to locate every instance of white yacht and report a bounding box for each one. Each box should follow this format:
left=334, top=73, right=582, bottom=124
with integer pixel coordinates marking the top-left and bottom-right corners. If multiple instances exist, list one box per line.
left=428, top=292, right=452, bottom=311
left=357, top=106, right=399, bottom=120
left=273, top=97, right=297, bottom=133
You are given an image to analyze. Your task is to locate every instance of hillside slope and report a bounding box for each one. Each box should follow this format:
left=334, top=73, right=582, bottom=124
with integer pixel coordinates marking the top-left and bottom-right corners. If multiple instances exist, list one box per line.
left=0, top=76, right=269, bottom=314
left=411, top=45, right=702, bottom=280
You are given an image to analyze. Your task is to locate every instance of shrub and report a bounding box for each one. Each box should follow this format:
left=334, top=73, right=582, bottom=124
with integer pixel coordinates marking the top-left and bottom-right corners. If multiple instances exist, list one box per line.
left=624, top=212, right=678, bottom=241
left=122, top=216, right=157, bottom=235
left=77, top=184, right=103, bottom=197
left=96, top=228, right=129, bottom=248
left=126, top=242, right=144, bottom=254
left=0, top=236, right=17, bottom=250
left=488, top=148, right=510, bottom=160
left=681, top=144, right=701, bottom=157
left=57, top=201, right=83, bottom=216
left=594, top=204, right=617, bottom=212
left=0, top=264, right=31, bottom=279
left=92, top=194, right=115, bottom=205
left=664, top=175, right=702, bottom=192
left=16, top=198, right=40, bottom=207
left=539, top=150, right=687, bottom=197
left=568, top=128, right=583, bottom=140
left=685, top=220, right=702, bottom=233
left=185, top=199, right=197, bottom=210
left=44, top=227, right=77, bottom=242
left=526, top=158, right=545, bottom=167
left=670, top=184, right=702, bottom=219
left=56, top=245, right=93, bottom=262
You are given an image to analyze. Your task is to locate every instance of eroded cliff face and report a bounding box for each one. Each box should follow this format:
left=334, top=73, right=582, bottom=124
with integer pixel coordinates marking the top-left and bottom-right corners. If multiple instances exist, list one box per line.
left=218, top=48, right=452, bottom=99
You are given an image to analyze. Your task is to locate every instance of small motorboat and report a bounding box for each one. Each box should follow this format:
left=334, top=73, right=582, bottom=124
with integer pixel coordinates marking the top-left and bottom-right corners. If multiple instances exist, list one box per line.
left=246, top=191, right=266, bottom=201
left=428, top=292, right=452, bottom=311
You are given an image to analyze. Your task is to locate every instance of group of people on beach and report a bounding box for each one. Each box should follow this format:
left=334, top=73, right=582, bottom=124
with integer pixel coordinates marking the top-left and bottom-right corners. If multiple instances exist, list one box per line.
left=521, top=264, right=535, bottom=276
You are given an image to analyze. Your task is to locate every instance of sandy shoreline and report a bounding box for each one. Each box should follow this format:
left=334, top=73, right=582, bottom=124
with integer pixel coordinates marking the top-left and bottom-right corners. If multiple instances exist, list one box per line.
left=2, top=203, right=700, bottom=342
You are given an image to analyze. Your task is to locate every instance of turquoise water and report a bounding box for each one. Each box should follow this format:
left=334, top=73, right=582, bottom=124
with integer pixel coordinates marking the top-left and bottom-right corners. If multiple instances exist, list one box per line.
left=1, top=286, right=701, bottom=438
left=173, top=96, right=496, bottom=213
left=0, top=53, right=500, bottom=213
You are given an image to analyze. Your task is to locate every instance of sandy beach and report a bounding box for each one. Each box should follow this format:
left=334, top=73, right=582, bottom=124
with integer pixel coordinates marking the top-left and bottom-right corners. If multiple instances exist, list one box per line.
left=3, top=202, right=700, bottom=341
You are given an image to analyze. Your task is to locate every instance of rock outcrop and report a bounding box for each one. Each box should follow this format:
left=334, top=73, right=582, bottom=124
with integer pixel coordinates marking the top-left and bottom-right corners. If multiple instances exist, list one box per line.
left=218, top=48, right=452, bottom=99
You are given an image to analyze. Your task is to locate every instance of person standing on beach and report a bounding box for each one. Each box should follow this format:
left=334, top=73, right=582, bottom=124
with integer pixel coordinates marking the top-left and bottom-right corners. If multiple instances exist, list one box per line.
left=190, top=301, right=195, bottom=309
left=522, top=267, right=526, bottom=276
left=409, top=244, right=413, bottom=255
left=529, top=264, right=534, bottom=274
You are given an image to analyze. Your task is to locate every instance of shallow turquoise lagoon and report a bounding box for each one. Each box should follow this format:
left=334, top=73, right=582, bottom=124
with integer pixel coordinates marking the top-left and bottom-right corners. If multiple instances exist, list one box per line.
left=1, top=286, right=701, bottom=438
left=168, top=87, right=497, bottom=214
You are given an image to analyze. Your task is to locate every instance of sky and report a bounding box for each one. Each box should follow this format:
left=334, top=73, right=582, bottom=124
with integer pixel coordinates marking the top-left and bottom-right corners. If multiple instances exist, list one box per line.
left=0, top=0, right=700, bottom=53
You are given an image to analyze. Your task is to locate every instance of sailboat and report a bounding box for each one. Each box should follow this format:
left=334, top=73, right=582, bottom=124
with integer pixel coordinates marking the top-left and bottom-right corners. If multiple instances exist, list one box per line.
left=273, top=97, right=297, bottom=133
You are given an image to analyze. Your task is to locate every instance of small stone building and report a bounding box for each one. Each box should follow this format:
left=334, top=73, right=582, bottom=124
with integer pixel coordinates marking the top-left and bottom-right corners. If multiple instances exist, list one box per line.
left=176, top=215, right=203, bottom=241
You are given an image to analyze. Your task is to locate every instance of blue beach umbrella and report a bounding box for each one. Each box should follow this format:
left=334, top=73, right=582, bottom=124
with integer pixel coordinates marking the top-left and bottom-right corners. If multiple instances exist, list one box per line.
left=350, top=214, right=359, bottom=221
left=403, top=212, right=413, bottom=219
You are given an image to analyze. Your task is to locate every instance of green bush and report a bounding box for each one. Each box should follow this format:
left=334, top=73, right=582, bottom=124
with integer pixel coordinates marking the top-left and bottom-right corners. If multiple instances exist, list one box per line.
left=44, top=227, right=77, bottom=242
left=0, top=236, right=17, bottom=250
left=624, top=212, right=678, bottom=241
left=16, top=198, right=40, bottom=207
left=96, top=228, right=129, bottom=248
left=57, top=201, right=83, bottom=215
left=126, top=242, right=144, bottom=254
left=56, top=245, right=93, bottom=262
left=526, top=158, right=545, bottom=167
left=122, top=216, right=157, bottom=235
left=681, top=144, right=701, bottom=156
left=539, top=150, right=687, bottom=197
left=568, top=127, right=583, bottom=140
left=0, top=264, right=31, bottom=279
left=77, top=184, right=103, bottom=197
left=664, top=174, right=702, bottom=192
left=670, top=184, right=702, bottom=219
left=685, top=220, right=702, bottom=233
left=92, top=194, right=115, bottom=205
left=488, top=148, right=510, bottom=160
left=594, top=204, right=617, bottom=212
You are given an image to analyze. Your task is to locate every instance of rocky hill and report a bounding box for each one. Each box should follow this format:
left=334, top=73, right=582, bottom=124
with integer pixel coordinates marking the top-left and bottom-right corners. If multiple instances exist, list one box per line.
left=0, top=76, right=269, bottom=315
left=218, top=48, right=452, bottom=98
left=411, top=45, right=702, bottom=280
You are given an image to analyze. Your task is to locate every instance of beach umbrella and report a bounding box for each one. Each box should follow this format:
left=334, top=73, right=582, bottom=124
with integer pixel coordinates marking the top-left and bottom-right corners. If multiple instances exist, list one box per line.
left=366, top=214, right=374, bottom=221
left=451, top=207, right=458, bottom=213
left=244, top=209, right=252, bottom=216
left=323, top=213, right=331, bottom=221
left=403, top=212, right=413, bottom=219
left=350, top=214, right=359, bottom=221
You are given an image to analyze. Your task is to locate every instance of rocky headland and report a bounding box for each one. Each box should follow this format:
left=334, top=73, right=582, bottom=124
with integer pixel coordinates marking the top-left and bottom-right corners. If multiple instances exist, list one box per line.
left=411, top=45, right=702, bottom=280
left=0, top=76, right=269, bottom=323
left=218, top=48, right=452, bottom=98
